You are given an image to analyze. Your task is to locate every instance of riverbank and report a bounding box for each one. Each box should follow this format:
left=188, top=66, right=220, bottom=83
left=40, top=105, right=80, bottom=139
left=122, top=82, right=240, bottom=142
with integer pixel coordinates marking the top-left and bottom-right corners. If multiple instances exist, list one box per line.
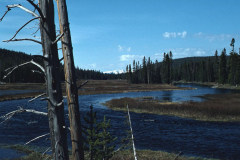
left=0, top=80, right=188, bottom=102
left=112, top=150, right=217, bottom=160
left=104, top=93, right=240, bottom=122
left=173, top=80, right=240, bottom=90
left=2, top=145, right=217, bottom=160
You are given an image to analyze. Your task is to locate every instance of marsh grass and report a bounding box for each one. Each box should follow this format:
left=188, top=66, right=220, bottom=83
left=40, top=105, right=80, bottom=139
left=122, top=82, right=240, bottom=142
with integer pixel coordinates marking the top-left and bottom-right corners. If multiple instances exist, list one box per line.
left=104, top=93, right=240, bottom=122
left=0, top=80, right=186, bottom=102
left=1, top=145, right=217, bottom=160
left=2, top=145, right=50, bottom=160
left=110, top=150, right=218, bottom=160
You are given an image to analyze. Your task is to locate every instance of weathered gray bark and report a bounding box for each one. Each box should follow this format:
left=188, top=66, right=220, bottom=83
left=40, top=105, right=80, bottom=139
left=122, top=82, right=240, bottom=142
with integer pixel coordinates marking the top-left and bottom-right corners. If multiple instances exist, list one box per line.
left=56, top=0, right=84, bottom=159
left=39, top=0, right=69, bottom=159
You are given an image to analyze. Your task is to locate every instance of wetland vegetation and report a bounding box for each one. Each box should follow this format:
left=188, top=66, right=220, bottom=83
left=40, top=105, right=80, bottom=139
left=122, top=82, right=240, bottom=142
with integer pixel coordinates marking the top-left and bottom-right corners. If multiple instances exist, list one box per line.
left=104, top=93, right=240, bottom=122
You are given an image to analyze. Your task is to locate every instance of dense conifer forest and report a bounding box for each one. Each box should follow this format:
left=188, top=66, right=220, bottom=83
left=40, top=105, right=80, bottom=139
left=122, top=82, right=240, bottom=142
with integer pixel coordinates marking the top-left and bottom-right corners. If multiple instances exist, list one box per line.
left=126, top=38, right=240, bottom=85
left=0, top=48, right=123, bottom=83
left=1, top=38, right=240, bottom=85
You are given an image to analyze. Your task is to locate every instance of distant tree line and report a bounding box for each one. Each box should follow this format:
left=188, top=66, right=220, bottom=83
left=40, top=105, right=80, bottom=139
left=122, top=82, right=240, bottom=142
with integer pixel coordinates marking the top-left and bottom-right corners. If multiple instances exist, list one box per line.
left=0, top=48, right=124, bottom=83
left=0, top=48, right=45, bottom=83
left=126, top=38, right=240, bottom=85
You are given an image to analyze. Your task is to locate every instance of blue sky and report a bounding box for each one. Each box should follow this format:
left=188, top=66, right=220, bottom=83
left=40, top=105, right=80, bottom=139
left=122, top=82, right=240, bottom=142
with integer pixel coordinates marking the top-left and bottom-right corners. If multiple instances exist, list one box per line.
left=0, top=0, right=240, bottom=73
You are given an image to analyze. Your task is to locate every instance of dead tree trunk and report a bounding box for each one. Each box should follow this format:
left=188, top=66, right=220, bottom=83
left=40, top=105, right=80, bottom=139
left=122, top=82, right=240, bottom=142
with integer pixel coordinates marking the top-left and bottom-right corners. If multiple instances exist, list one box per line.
left=39, top=0, right=69, bottom=159
left=56, top=0, right=84, bottom=159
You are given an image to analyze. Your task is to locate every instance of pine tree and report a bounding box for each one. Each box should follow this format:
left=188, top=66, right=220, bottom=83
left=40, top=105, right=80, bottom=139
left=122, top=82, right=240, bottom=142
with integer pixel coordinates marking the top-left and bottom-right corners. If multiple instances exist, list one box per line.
left=98, top=116, right=117, bottom=160
left=126, top=65, right=129, bottom=82
left=207, top=57, right=214, bottom=82
left=214, top=50, right=219, bottom=82
left=228, top=38, right=238, bottom=84
left=147, top=57, right=151, bottom=84
left=83, top=105, right=100, bottom=160
left=236, top=53, right=240, bottom=84
left=132, top=60, right=136, bottom=83
left=162, top=53, right=171, bottom=84
left=142, top=56, right=147, bottom=83
left=219, top=48, right=227, bottom=84
left=128, top=64, right=132, bottom=83
left=83, top=106, right=116, bottom=160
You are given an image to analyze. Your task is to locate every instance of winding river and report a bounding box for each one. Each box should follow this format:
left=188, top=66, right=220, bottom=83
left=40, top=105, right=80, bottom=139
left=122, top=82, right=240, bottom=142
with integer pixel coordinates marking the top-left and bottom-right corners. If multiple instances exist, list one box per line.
left=0, top=84, right=239, bottom=159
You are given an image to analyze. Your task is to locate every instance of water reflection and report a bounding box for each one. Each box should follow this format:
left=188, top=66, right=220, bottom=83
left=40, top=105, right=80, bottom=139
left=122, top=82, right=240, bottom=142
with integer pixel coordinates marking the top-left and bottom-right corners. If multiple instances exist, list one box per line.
left=161, top=91, right=173, bottom=102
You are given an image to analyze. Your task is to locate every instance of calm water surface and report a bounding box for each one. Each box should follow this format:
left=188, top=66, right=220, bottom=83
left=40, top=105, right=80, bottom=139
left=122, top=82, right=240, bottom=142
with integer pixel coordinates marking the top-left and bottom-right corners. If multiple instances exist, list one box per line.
left=0, top=84, right=239, bottom=159
left=0, top=90, right=41, bottom=96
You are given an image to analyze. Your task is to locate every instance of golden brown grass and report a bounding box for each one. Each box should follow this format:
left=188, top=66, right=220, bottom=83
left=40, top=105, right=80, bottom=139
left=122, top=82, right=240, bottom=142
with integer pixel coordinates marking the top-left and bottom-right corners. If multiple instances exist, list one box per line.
left=7, top=145, right=217, bottom=160
left=111, top=150, right=217, bottom=160
left=104, top=93, right=240, bottom=122
left=0, top=80, right=186, bottom=101
left=77, top=80, right=187, bottom=95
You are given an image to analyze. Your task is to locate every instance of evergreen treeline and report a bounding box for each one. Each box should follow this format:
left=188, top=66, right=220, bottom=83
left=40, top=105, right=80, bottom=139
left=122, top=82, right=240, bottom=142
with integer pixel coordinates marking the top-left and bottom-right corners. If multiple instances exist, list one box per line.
left=0, top=48, right=124, bottom=83
left=126, top=38, right=240, bottom=85
left=0, top=48, right=45, bottom=83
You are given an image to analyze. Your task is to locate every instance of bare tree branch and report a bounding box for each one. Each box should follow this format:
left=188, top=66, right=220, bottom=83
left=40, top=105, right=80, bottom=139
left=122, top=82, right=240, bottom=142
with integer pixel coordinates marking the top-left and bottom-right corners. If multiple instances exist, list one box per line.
left=77, top=80, right=88, bottom=90
left=3, top=17, right=40, bottom=43
left=25, top=133, right=50, bottom=145
left=30, top=60, right=45, bottom=73
left=29, top=93, right=46, bottom=103
left=41, top=97, right=63, bottom=107
left=31, top=27, right=40, bottom=35
left=52, top=33, right=64, bottom=45
left=3, top=38, right=42, bottom=44
left=31, top=70, right=44, bottom=75
left=0, top=8, right=10, bottom=22
left=0, top=107, right=47, bottom=124
left=26, top=0, right=45, bottom=20
left=59, top=57, right=64, bottom=62
left=3, top=59, right=45, bottom=79
left=6, top=4, right=38, bottom=17
left=42, top=147, right=51, bottom=155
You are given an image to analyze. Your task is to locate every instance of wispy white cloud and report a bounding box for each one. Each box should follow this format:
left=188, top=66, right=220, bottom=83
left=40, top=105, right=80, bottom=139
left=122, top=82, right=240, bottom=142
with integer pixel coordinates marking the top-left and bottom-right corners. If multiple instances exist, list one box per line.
left=118, top=45, right=131, bottom=52
left=154, top=48, right=210, bottom=60
left=168, top=48, right=208, bottom=58
left=120, top=54, right=144, bottom=61
left=194, top=32, right=232, bottom=42
left=163, top=31, right=187, bottom=39
left=118, top=45, right=123, bottom=52
left=180, top=31, right=187, bottom=38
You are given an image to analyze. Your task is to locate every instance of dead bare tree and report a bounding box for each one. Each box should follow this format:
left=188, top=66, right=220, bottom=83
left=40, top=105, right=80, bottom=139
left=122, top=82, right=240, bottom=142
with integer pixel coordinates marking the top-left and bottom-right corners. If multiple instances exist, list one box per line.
left=1, top=0, right=69, bottom=159
left=38, top=0, right=69, bottom=159
left=56, top=0, right=85, bottom=159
